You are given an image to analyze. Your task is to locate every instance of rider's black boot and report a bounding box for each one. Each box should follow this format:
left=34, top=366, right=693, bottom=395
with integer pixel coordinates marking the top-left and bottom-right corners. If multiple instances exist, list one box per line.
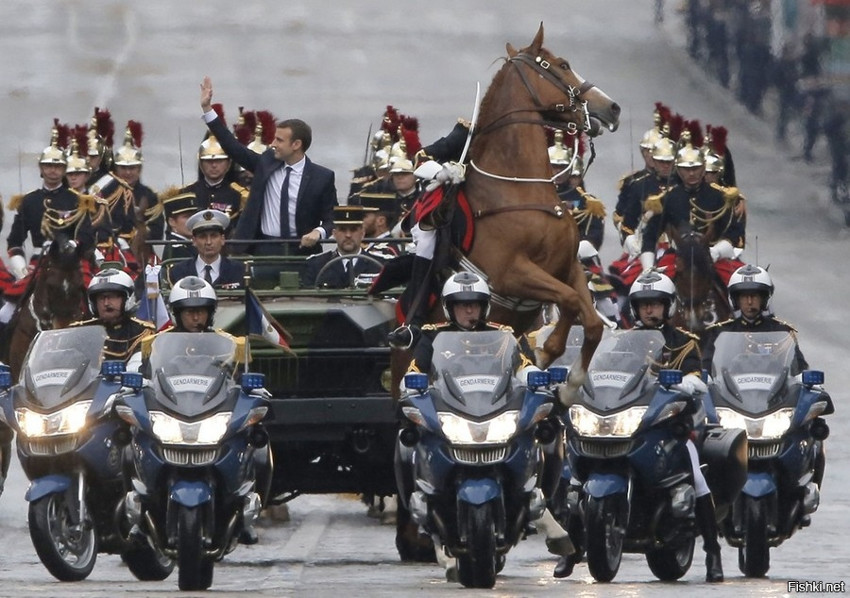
left=553, top=553, right=577, bottom=578
left=695, top=494, right=724, bottom=583
left=388, top=256, right=433, bottom=349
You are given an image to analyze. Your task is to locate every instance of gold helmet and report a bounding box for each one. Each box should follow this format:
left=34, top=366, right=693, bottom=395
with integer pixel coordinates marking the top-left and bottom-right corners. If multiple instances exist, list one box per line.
left=87, top=107, right=114, bottom=159
left=651, top=137, right=676, bottom=162
left=389, top=125, right=408, bottom=163
left=248, top=110, right=275, bottom=154
left=640, top=102, right=669, bottom=150
left=113, top=121, right=143, bottom=166
left=548, top=129, right=570, bottom=165
left=703, top=124, right=727, bottom=174
left=65, top=136, right=91, bottom=174
left=198, top=135, right=228, bottom=161
left=675, top=124, right=705, bottom=168
left=39, top=119, right=68, bottom=165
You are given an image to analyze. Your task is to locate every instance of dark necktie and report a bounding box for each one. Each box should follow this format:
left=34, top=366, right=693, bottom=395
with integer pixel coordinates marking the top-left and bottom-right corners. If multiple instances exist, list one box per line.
left=279, top=166, right=292, bottom=238
left=345, top=258, right=356, bottom=286
left=203, top=264, right=213, bottom=285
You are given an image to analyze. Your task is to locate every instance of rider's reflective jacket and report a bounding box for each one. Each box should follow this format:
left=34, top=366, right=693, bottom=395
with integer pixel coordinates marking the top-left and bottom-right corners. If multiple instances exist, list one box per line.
left=641, top=181, right=745, bottom=254
left=700, top=315, right=809, bottom=373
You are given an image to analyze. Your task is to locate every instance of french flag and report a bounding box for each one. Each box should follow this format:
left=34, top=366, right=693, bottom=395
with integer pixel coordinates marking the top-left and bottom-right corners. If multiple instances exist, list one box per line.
left=245, top=288, right=292, bottom=352
left=137, top=265, right=172, bottom=331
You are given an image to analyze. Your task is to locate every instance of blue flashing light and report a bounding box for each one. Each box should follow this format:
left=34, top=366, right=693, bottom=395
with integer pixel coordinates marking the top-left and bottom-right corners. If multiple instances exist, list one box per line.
left=242, top=373, right=266, bottom=391
left=802, top=370, right=824, bottom=386
left=404, top=373, right=428, bottom=390
left=527, top=370, right=551, bottom=388
left=121, top=372, right=144, bottom=391
left=101, top=360, right=126, bottom=376
left=0, top=371, right=10, bottom=390
left=548, top=366, right=568, bottom=384
left=658, top=369, right=683, bottom=387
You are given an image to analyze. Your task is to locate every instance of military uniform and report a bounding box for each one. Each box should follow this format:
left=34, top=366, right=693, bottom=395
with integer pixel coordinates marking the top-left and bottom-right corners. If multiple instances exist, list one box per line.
left=302, top=249, right=383, bottom=289
left=557, top=184, right=606, bottom=250
left=700, top=316, right=808, bottom=373
left=656, top=324, right=702, bottom=376
left=408, top=321, right=523, bottom=374
left=72, top=316, right=155, bottom=364
left=95, top=176, right=164, bottom=243
left=614, top=170, right=668, bottom=244
left=180, top=178, right=247, bottom=233
left=640, top=181, right=744, bottom=255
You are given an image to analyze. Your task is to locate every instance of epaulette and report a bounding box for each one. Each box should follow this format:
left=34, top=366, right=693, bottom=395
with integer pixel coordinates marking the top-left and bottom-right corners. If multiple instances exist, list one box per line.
left=230, top=182, right=249, bottom=206
left=704, top=319, right=734, bottom=332
left=775, top=319, right=799, bottom=333
left=583, top=195, right=607, bottom=218
left=710, top=182, right=740, bottom=206
left=8, top=193, right=25, bottom=211
left=145, top=201, right=164, bottom=223
left=421, top=323, right=450, bottom=331
left=70, top=318, right=99, bottom=327
left=485, top=322, right=515, bottom=333
left=72, top=191, right=100, bottom=215
left=643, top=191, right=664, bottom=215
left=675, top=327, right=701, bottom=342
left=131, top=317, right=156, bottom=331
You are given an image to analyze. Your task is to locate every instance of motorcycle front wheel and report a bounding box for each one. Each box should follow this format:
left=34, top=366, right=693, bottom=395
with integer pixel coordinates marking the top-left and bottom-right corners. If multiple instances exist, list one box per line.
left=456, top=502, right=497, bottom=589
left=124, top=539, right=175, bottom=581
left=646, top=535, right=695, bottom=580
left=28, top=493, right=98, bottom=581
left=739, top=496, right=770, bottom=577
left=177, top=505, right=214, bottom=591
left=585, top=494, right=627, bottom=582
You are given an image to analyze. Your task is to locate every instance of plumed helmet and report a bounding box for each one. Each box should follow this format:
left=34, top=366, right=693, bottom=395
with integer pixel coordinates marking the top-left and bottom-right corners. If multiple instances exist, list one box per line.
left=727, top=264, right=773, bottom=314
left=651, top=137, right=676, bottom=162
left=39, top=120, right=68, bottom=166
left=629, top=271, right=677, bottom=322
left=548, top=129, right=570, bottom=165
left=88, top=267, right=135, bottom=314
left=113, top=121, right=144, bottom=166
left=168, top=276, right=217, bottom=326
left=198, top=135, right=228, bottom=161
left=441, top=271, right=491, bottom=323
left=641, top=102, right=668, bottom=150
left=675, top=130, right=704, bottom=168
left=65, top=137, right=91, bottom=174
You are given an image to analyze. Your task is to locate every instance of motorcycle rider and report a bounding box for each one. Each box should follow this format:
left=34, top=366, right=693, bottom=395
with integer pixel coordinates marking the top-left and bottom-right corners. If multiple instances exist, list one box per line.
left=701, top=264, right=808, bottom=372
left=626, top=271, right=724, bottom=583
left=404, top=272, right=575, bottom=578
left=72, top=268, right=154, bottom=373
left=141, top=276, right=267, bottom=544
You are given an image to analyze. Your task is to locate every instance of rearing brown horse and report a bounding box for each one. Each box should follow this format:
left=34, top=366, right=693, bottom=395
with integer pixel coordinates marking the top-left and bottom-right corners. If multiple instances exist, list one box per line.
left=457, top=24, right=620, bottom=384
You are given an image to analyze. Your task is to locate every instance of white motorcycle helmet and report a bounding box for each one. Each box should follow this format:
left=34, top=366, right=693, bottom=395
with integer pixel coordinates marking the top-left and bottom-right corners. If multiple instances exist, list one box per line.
left=87, top=268, right=136, bottom=316
left=628, top=271, right=677, bottom=322
left=441, top=272, right=491, bottom=325
left=168, top=276, right=217, bottom=327
left=727, top=264, right=773, bottom=315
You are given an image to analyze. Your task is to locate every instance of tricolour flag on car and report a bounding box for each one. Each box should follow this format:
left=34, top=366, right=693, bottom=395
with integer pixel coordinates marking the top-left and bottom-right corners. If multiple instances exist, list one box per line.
left=245, top=288, right=292, bottom=352
left=136, top=265, right=172, bottom=331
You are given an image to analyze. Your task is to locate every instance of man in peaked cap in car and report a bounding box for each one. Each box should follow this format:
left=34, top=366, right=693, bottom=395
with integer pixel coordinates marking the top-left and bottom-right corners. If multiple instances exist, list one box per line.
left=168, top=209, right=243, bottom=289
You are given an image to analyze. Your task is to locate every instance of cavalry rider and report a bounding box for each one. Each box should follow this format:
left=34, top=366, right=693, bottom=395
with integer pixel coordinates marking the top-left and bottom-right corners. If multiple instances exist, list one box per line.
left=141, top=275, right=266, bottom=544
left=550, top=130, right=606, bottom=251
left=402, top=272, right=575, bottom=578
left=623, top=271, right=725, bottom=583
left=637, top=132, right=745, bottom=286
left=72, top=268, right=154, bottom=373
left=700, top=264, right=809, bottom=373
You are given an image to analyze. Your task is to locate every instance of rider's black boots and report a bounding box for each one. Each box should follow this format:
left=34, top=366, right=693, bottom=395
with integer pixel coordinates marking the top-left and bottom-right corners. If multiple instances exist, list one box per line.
left=695, top=494, right=724, bottom=583
left=388, top=256, right=433, bottom=349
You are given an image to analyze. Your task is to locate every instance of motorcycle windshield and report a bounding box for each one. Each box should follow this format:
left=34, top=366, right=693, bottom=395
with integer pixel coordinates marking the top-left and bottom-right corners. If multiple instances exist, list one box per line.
left=710, top=331, right=799, bottom=415
left=148, top=332, right=239, bottom=419
left=21, top=326, right=107, bottom=411
left=429, top=330, right=523, bottom=419
left=582, top=329, right=666, bottom=411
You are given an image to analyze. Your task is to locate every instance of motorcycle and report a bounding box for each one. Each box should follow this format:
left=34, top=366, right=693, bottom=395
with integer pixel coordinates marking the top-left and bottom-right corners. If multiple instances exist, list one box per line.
left=707, top=330, right=833, bottom=577
left=115, top=332, right=270, bottom=591
left=559, top=328, right=746, bottom=582
left=396, top=329, right=560, bottom=589
left=0, top=326, right=174, bottom=582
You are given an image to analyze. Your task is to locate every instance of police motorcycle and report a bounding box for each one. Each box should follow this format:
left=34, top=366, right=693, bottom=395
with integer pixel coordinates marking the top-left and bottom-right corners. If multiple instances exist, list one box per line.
left=0, top=326, right=174, bottom=582
left=115, top=332, right=270, bottom=591
left=707, top=330, right=833, bottom=577
left=558, top=328, right=746, bottom=582
left=397, top=329, right=560, bottom=589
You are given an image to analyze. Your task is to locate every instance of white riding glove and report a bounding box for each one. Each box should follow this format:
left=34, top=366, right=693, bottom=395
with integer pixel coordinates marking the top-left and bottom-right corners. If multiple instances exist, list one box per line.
left=9, top=254, right=29, bottom=280
left=623, top=234, right=641, bottom=259
left=673, top=373, right=708, bottom=396
left=639, top=251, right=655, bottom=272
left=709, top=239, right=735, bottom=262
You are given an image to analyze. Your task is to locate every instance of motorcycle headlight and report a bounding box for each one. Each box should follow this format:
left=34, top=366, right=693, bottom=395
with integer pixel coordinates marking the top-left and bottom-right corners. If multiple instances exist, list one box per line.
left=149, top=411, right=232, bottom=445
left=438, top=411, right=519, bottom=445
left=15, top=401, right=92, bottom=438
left=568, top=405, right=647, bottom=437
left=716, top=407, right=794, bottom=440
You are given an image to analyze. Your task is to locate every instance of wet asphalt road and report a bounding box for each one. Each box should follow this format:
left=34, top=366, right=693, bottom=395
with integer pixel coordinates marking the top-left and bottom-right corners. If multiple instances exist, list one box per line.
left=0, top=1, right=847, bottom=596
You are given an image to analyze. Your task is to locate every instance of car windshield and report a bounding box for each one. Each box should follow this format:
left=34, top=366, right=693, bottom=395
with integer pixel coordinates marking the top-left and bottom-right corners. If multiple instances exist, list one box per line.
left=582, top=329, right=666, bottom=411
left=148, top=332, right=239, bottom=418
left=710, top=331, right=799, bottom=415
left=21, top=326, right=106, bottom=411
left=429, top=330, right=522, bottom=419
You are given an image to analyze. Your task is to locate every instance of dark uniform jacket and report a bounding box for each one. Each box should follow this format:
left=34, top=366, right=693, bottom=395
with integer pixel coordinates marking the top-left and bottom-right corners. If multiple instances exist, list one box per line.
left=7, top=185, right=97, bottom=258
left=408, top=321, right=526, bottom=375
left=700, top=315, right=809, bottom=373
left=168, top=256, right=244, bottom=289
left=206, top=115, right=337, bottom=255
left=161, top=231, right=196, bottom=263
left=655, top=323, right=702, bottom=376
left=72, top=316, right=155, bottom=364
left=302, top=250, right=383, bottom=289
left=95, top=177, right=164, bottom=242
left=641, top=181, right=745, bottom=254
left=615, top=170, right=667, bottom=243
left=180, top=178, right=247, bottom=233
left=557, top=184, right=606, bottom=250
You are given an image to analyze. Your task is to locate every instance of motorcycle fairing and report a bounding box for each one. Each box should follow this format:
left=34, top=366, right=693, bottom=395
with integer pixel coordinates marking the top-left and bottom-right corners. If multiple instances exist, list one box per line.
left=742, top=471, right=776, bottom=498
left=170, top=479, right=212, bottom=507
left=25, top=473, right=72, bottom=502
left=457, top=478, right=502, bottom=505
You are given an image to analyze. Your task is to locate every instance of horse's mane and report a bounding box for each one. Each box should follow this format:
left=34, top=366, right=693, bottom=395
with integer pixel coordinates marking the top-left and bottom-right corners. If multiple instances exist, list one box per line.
left=476, top=58, right=511, bottom=131
left=674, top=230, right=714, bottom=276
